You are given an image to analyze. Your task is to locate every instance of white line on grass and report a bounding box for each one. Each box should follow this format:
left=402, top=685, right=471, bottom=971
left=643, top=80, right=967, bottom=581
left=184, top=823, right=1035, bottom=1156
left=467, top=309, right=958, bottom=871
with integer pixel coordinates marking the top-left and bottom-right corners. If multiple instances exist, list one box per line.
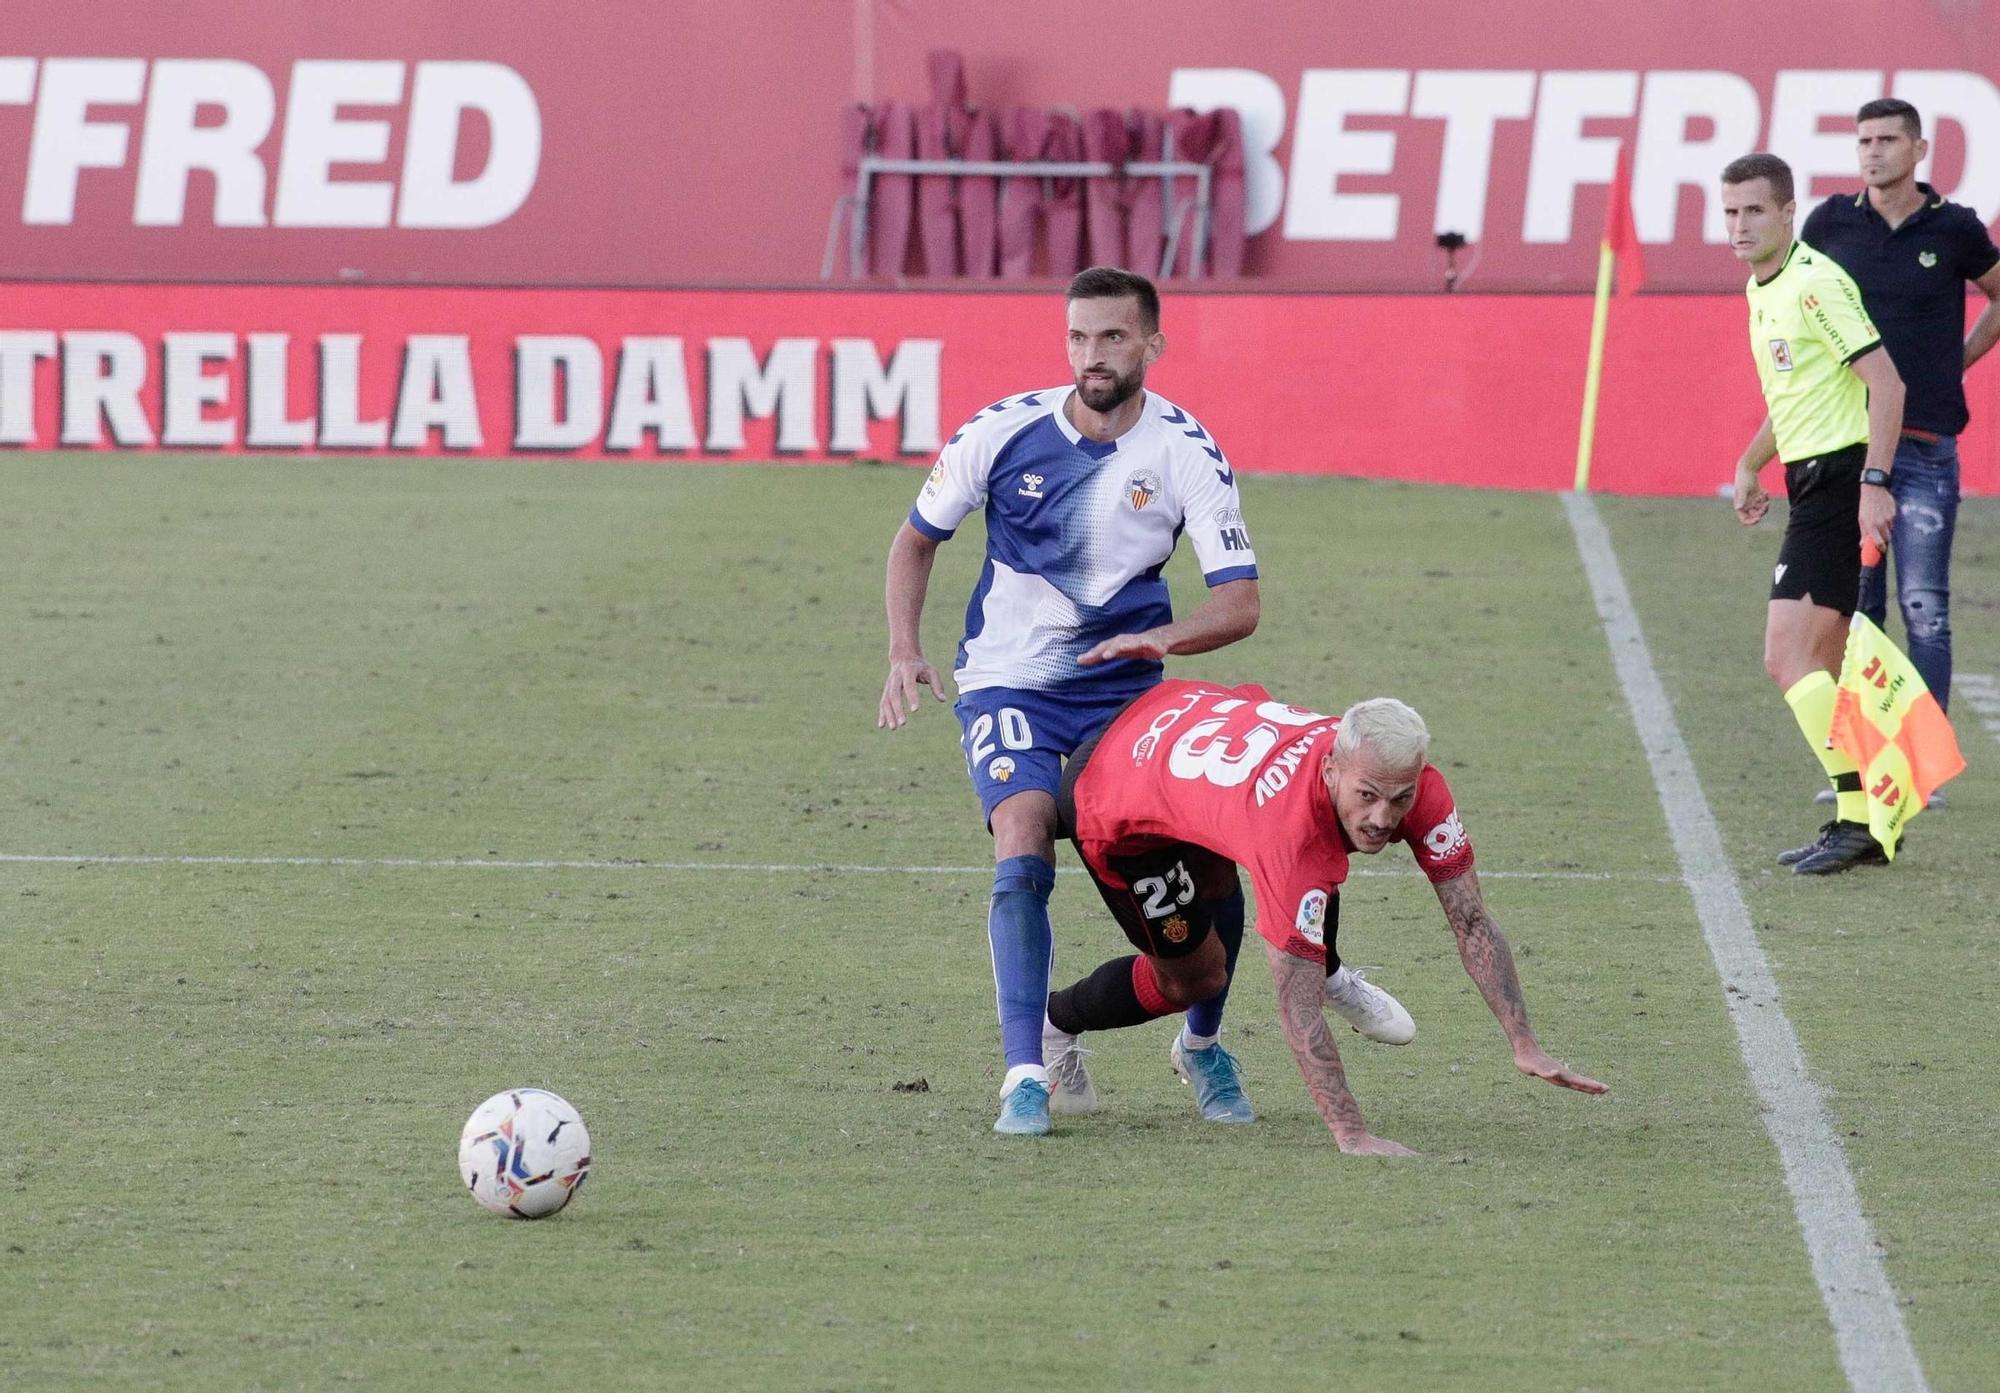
left=1563, top=493, right=1928, bottom=1393
left=0, top=851, right=1669, bottom=883
left=1951, top=672, right=2000, bottom=744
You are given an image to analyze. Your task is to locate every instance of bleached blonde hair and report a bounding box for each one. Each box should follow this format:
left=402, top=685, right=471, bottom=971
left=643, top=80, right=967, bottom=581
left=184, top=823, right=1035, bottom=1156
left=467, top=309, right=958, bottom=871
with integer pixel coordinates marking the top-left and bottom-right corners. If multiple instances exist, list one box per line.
left=1332, top=697, right=1430, bottom=772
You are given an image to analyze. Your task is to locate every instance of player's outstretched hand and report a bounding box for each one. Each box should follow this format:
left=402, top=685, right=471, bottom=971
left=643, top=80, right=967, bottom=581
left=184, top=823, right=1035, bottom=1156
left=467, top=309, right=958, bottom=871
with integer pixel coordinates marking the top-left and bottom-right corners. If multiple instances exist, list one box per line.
left=1514, top=1045, right=1609, bottom=1095
left=1078, top=632, right=1169, bottom=667
left=1732, top=471, right=1770, bottom=527
left=1338, top=1131, right=1418, bottom=1158
left=878, top=656, right=946, bottom=729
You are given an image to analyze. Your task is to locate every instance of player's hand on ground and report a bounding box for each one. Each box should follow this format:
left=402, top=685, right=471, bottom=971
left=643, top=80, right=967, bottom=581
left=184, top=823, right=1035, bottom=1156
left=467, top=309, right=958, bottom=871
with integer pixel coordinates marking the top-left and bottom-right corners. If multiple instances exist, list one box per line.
left=1514, top=1045, right=1609, bottom=1095
left=1337, top=1131, right=1418, bottom=1158
left=878, top=656, right=946, bottom=729
left=1732, top=469, right=1769, bottom=526
left=1078, top=632, right=1169, bottom=666
left=1858, top=487, right=1896, bottom=550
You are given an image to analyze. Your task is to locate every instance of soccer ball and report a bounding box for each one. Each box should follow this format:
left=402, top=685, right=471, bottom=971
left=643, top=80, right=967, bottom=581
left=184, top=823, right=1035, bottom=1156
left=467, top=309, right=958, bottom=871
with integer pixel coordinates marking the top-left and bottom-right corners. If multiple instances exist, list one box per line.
left=457, top=1088, right=592, bottom=1218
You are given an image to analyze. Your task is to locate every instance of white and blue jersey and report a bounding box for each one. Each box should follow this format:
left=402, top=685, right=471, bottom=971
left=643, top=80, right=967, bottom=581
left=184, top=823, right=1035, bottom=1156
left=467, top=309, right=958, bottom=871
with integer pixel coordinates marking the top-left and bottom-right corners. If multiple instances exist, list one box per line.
left=910, top=386, right=1257, bottom=820
left=909, top=386, right=1257, bottom=699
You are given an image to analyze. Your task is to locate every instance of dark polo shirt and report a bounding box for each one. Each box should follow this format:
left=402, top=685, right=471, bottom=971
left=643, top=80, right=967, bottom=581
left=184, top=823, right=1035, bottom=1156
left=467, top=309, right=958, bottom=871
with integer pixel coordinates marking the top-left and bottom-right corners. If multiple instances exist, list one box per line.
left=1802, top=183, right=2000, bottom=435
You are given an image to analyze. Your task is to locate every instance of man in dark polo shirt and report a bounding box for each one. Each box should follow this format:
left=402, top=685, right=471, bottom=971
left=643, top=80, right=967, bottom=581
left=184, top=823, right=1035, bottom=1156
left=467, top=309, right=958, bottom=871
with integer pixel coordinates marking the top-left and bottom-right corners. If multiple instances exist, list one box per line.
left=1802, top=98, right=2000, bottom=810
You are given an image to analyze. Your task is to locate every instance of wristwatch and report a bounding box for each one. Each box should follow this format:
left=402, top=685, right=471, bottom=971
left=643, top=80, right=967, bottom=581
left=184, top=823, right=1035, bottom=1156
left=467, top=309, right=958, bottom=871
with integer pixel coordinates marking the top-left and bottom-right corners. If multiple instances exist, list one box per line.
left=1860, top=467, right=1893, bottom=487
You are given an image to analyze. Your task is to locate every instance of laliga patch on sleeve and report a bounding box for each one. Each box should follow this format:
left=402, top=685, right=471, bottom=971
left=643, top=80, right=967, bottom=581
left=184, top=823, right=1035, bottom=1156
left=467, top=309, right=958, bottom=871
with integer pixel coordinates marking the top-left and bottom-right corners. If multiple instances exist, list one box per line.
left=1295, top=889, right=1328, bottom=946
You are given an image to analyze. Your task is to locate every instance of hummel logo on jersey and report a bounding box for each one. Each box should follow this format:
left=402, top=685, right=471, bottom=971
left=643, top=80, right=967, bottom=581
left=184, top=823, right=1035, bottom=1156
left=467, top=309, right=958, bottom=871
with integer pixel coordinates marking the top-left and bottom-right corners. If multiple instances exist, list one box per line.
left=1018, top=473, right=1045, bottom=498
left=1775, top=562, right=1788, bottom=585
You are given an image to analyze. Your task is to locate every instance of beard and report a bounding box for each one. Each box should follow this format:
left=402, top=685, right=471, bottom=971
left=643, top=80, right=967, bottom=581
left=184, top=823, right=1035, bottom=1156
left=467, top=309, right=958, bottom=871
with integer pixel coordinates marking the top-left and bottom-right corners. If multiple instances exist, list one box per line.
left=1074, top=365, right=1144, bottom=414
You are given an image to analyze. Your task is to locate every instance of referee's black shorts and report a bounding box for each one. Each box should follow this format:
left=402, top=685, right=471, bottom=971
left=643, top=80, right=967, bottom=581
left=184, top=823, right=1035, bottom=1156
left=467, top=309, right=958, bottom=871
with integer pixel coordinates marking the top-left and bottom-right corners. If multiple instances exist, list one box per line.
left=1772, top=441, right=1866, bottom=615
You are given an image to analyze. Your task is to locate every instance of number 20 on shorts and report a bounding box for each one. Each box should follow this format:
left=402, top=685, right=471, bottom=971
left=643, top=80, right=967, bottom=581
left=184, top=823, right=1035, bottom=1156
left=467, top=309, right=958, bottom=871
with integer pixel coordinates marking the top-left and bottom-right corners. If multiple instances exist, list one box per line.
left=967, top=707, right=1032, bottom=770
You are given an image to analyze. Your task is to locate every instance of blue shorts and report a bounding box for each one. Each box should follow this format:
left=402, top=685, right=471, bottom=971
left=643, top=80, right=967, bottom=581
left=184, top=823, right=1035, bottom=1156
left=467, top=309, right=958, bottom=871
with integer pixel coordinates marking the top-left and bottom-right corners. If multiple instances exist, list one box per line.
left=955, top=684, right=1147, bottom=822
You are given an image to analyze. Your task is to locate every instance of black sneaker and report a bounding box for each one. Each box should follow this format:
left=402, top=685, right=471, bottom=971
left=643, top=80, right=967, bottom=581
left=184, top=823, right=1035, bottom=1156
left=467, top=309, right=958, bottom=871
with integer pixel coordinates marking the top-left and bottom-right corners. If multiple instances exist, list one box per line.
left=1792, top=821, right=1891, bottom=876
left=1777, top=821, right=1838, bottom=866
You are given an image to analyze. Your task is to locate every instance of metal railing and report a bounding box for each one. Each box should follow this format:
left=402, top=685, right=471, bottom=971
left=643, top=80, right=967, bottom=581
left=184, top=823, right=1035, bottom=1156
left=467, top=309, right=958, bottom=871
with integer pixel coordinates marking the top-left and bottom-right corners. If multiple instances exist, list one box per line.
left=823, top=156, right=1214, bottom=282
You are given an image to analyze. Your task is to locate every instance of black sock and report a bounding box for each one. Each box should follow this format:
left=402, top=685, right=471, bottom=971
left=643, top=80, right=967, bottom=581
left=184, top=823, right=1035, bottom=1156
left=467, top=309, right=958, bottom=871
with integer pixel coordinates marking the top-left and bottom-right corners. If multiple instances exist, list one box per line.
left=1047, top=956, right=1155, bottom=1034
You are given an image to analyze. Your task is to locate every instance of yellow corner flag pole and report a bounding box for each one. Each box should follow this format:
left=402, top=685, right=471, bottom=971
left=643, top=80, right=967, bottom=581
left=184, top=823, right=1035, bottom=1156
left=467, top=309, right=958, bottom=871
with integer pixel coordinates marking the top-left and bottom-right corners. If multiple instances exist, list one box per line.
left=1572, top=242, right=1615, bottom=493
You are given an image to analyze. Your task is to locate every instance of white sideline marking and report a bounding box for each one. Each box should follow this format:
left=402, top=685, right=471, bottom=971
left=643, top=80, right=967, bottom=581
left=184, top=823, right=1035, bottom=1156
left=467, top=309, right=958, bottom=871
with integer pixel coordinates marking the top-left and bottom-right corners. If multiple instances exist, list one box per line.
left=1563, top=493, right=1927, bottom=1393
left=0, top=851, right=1667, bottom=883
left=1951, top=672, right=2000, bottom=745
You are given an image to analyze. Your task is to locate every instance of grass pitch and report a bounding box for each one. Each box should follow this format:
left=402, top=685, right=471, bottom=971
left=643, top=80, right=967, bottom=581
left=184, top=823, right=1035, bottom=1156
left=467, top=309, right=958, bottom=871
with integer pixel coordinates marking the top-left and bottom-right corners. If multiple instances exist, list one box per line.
left=3, top=457, right=1994, bottom=1392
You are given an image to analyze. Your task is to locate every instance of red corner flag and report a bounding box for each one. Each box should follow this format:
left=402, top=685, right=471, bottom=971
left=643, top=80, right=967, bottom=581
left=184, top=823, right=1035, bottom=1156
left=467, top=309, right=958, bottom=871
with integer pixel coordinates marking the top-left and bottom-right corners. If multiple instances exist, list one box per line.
left=1604, top=144, right=1645, bottom=297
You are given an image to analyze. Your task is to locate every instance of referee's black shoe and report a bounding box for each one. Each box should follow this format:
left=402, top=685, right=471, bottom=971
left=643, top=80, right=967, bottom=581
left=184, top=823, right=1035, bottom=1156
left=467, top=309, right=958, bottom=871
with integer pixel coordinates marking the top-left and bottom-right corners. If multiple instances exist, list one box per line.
left=1792, top=821, right=1891, bottom=876
left=1777, top=821, right=1838, bottom=866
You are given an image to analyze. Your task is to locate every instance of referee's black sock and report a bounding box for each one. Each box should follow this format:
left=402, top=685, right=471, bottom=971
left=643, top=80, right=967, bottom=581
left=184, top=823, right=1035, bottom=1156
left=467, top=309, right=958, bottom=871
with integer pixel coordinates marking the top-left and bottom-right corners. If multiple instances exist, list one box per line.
left=1048, top=956, right=1166, bottom=1034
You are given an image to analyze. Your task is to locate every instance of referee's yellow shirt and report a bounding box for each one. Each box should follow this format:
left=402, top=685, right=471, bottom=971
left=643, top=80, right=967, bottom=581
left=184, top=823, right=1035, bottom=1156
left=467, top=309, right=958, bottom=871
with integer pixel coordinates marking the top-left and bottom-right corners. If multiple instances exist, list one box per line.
left=1745, top=241, right=1882, bottom=462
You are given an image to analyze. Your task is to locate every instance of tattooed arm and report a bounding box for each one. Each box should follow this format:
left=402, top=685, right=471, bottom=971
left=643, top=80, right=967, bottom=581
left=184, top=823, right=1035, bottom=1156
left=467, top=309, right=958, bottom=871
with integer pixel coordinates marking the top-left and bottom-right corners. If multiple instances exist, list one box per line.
left=1265, top=941, right=1416, bottom=1155
left=1433, top=868, right=1608, bottom=1095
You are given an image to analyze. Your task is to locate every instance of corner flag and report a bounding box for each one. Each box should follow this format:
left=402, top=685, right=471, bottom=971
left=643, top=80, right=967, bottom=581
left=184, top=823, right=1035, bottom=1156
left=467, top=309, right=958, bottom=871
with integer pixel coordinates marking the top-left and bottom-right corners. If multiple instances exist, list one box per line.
left=1603, top=143, right=1645, bottom=298
left=1828, top=541, right=1966, bottom=854
left=1574, top=144, right=1645, bottom=491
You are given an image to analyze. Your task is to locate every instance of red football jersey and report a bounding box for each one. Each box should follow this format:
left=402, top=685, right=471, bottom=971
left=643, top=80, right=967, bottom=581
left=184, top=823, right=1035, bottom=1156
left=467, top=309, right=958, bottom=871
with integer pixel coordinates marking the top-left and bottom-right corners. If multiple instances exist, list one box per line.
left=1073, top=679, right=1474, bottom=961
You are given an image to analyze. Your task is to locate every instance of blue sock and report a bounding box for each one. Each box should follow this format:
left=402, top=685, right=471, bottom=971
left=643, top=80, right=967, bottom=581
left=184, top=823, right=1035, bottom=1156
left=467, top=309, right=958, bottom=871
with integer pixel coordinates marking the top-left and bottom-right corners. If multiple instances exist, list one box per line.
left=989, top=854, right=1057, bottom=1069
left=1183, top=886, right=1245, bottom=1039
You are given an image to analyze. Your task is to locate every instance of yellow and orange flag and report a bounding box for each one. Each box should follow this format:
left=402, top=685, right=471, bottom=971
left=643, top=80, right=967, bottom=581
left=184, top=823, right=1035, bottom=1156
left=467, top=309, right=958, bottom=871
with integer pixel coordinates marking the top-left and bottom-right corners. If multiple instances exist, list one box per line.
left=1828, top=542, right=1966, bottom=854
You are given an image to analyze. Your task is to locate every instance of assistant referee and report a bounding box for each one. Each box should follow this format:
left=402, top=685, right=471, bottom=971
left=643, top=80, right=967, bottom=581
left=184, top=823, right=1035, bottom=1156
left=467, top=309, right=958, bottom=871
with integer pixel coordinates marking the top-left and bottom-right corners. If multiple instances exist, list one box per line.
left=1721, top=152, right=1906, bottom=876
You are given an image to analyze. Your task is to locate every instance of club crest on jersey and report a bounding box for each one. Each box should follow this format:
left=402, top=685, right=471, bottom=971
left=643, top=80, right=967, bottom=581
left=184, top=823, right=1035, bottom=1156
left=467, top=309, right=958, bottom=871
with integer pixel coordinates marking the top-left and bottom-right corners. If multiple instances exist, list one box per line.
left=1018, top=473, right=1046, bottom=499
left=1422, top=810, right=1468, bottom=863
left=1918, top=250, right=1938, bottom=268
left=921, top=458, right=946, bottom=498
left=1161, top=914, right=1190, bottom=944
left=989, top=756, right=1016, bottom=783
left=1124, top=468, right=1162, bottom=511
left=1295, top=890, right=1329, bottom=947
left=1769, top=339, right=1794, bottom=372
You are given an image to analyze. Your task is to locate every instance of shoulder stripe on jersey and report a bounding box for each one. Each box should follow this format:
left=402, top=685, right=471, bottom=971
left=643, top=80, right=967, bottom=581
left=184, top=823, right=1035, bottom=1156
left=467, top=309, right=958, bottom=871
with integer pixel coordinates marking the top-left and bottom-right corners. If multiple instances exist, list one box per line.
left=1159, top=403, right=1226, bottom=464
left=948, top=391, right=1048, bottom=445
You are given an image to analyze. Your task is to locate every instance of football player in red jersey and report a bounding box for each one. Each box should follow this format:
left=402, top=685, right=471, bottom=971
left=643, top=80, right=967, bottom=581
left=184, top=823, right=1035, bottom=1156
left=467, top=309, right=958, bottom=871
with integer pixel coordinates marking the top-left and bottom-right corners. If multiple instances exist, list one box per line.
left=1044, top=679, right=1607, bottom=1155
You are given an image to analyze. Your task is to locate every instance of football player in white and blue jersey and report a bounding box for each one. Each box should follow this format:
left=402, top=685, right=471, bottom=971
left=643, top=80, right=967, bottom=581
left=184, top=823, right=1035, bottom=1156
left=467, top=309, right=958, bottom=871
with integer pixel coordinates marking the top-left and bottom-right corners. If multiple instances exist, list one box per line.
left=877, top=268, right=1261, bottom=1136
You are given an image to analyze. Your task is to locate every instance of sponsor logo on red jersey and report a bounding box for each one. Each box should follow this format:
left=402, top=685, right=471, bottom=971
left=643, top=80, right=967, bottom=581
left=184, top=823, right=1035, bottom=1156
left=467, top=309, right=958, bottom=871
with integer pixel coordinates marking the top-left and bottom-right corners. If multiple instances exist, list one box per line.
left=1422, top=810, right=1468, bottom=863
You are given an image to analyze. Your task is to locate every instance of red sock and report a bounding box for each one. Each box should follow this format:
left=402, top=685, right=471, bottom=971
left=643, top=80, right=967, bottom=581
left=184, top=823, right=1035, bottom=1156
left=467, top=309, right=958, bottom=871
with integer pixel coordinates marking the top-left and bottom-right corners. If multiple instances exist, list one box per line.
left=1131, top=957, right=1173, bottom=1017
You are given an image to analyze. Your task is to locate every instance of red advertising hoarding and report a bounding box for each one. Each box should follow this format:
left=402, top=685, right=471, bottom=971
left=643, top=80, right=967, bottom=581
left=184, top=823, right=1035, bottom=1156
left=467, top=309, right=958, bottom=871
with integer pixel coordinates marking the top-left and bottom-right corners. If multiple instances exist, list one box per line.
left=1, top=2, right=1995, bottom=290
left=5, top=283, right=1995, bottom=496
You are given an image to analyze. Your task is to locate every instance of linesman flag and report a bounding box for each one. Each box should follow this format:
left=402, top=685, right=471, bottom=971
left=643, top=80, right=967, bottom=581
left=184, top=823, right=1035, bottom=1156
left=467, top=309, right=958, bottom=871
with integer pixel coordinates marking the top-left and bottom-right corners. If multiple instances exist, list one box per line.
left=1829, top=541, right=1966, bottom=854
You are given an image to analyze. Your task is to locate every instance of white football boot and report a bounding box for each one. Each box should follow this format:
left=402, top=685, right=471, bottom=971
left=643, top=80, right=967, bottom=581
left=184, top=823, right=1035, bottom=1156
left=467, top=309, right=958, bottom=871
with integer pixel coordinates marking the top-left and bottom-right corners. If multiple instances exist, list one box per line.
left=1043, top=1020, right=1099, bottom=1115
left=1324, top=966, right=1416, bottom=1044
